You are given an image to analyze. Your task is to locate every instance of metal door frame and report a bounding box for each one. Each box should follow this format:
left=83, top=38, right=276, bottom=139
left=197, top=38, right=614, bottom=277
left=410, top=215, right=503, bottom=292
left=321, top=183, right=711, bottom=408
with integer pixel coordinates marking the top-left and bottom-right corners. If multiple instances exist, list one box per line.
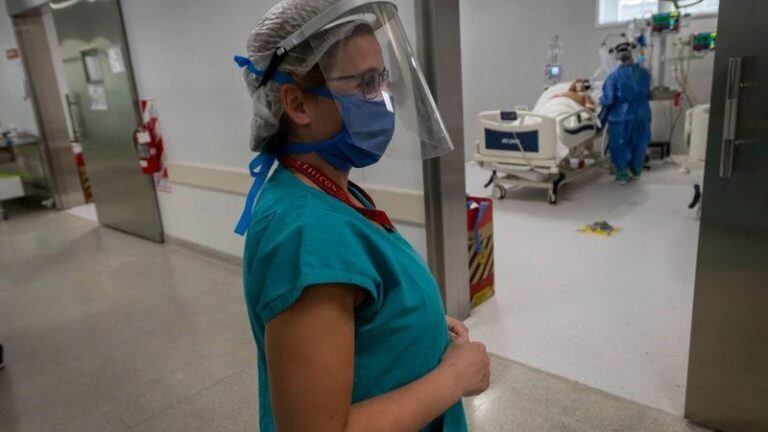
left=10, top=7, right=83, bottom=210
left=7, top=0, right=150, bottom=126
left=415, top=0, right=471, bottom=319
left=7, top=0, right=164, bottom=242
left=49, top=0, right=162, bottom=241
left=5, top=0, right=48, bottom=16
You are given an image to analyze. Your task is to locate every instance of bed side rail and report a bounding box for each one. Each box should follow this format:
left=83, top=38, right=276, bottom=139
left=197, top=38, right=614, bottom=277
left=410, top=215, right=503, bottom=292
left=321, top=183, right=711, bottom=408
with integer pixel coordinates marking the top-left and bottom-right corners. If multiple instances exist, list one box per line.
left=558, top=108, right=597, bottom=133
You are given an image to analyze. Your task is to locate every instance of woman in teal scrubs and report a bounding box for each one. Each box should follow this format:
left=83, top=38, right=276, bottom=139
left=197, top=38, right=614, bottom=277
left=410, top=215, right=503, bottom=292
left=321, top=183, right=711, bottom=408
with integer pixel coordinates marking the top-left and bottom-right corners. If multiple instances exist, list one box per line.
left=234, top=0, right=490, bottom=431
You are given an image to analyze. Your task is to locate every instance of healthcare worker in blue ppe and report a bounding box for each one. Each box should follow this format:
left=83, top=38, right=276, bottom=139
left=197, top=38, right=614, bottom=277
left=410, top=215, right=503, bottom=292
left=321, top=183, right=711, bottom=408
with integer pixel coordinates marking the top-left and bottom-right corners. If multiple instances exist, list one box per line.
left=600, top=41, right=652, bottom=184
left=233, top=1, right=490, bottom=431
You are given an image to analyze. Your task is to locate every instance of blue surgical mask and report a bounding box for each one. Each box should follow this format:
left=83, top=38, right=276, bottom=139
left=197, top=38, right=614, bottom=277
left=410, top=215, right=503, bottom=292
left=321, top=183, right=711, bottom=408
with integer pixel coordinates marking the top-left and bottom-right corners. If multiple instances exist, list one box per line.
left=282, top=90, right=396, bottom=172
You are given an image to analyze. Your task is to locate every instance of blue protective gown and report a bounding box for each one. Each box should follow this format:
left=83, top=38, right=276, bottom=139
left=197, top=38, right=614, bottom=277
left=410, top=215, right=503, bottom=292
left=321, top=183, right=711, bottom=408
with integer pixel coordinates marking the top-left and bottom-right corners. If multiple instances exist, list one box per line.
left=600, top=64, right=652, bottom=173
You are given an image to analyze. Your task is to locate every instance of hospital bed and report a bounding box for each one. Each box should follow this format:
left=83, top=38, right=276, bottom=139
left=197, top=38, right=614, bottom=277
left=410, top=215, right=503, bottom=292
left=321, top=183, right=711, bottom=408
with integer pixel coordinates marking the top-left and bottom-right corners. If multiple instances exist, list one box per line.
left=474, top=82, right=606, bottom=204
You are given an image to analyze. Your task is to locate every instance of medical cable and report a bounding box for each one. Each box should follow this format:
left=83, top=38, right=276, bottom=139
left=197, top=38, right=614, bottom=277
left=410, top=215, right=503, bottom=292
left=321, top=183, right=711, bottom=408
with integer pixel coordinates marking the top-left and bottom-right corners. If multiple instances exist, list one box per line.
left=483, top=171, right=498, bottom=189
left=669, top=39, right=699, bottom=143
left=683, top=42, right=697, bottom=105
left=668, top=99, right=686, bottom=144
left=508, top=119, right=535, bottom=171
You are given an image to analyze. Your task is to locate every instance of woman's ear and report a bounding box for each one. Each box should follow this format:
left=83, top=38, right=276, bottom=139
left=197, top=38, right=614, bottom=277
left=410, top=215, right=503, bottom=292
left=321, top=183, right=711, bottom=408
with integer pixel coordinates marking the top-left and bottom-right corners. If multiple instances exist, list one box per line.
left=279, top=84, right=311, bottom=126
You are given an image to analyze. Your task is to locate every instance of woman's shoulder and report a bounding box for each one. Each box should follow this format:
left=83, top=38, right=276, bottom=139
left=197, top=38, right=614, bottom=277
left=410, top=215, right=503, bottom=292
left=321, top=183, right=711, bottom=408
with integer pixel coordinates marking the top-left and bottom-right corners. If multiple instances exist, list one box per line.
left=242, top=171, right=387, bottom=319
left=247, top=168, right=373, bottom=247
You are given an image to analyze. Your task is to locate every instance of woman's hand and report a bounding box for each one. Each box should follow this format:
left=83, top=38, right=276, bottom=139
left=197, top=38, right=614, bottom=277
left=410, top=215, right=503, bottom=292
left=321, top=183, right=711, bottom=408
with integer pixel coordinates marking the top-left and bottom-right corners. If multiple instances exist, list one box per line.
left=267, top=286, right=485, bottom=431
left=446, top=315, right=469, bottom=341
left=438, top=337, right=491, bottom=397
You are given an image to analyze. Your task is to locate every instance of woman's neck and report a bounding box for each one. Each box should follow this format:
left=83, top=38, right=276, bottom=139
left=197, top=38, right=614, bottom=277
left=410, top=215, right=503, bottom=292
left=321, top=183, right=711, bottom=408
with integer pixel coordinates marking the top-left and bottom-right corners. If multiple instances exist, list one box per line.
left=290, top=152, right=349, bottom=190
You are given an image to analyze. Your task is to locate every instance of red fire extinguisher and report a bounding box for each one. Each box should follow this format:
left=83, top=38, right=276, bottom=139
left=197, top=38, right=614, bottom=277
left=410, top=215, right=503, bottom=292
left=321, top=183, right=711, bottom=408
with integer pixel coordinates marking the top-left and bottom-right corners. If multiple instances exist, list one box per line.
left=134, top=127, right=163, bottom=175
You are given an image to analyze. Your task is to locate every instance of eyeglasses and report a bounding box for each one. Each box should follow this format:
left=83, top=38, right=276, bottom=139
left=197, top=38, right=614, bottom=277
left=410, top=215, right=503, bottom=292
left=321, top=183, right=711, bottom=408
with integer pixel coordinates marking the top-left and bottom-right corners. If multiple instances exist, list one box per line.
left=326, top=67, right=390, bottom=100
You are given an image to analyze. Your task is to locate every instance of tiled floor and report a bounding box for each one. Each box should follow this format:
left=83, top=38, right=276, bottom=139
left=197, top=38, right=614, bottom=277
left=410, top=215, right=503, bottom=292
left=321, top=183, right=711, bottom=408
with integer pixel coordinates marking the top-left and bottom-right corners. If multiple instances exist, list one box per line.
left=64, top=203, right=98, bottom=222
left=0, top=203, right=707, bottom=431
left=465, top=160, right=704, bottom=416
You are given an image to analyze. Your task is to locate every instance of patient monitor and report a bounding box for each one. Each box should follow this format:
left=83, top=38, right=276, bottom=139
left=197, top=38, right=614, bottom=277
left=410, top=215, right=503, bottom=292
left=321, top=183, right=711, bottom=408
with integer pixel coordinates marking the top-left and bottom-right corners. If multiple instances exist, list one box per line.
left=546, top=65, right=562, bottom=82
left=545, top=35, right=564, bottom=85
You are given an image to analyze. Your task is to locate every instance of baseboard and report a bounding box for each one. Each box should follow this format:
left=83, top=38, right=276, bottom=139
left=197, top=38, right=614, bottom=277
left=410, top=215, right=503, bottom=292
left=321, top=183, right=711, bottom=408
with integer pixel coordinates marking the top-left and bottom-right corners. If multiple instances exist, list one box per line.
left=165, top=234, right=243, bottom=268
left=166, top=162, right=425, bottom=225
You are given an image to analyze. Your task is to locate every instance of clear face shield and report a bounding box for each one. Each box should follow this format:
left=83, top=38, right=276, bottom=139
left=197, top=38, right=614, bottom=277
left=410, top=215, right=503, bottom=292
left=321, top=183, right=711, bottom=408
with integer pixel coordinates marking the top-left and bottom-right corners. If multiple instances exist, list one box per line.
left=294, top=1, right=453, bottom=161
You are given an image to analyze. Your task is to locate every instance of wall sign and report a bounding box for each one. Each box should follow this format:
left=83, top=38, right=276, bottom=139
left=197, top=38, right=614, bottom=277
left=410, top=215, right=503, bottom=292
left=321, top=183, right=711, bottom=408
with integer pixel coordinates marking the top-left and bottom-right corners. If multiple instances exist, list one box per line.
left=88, top=84, right=108, bottom=111
left=5, top=48, right=20, bottom=60
left=107, top=46, right=125, bottom=73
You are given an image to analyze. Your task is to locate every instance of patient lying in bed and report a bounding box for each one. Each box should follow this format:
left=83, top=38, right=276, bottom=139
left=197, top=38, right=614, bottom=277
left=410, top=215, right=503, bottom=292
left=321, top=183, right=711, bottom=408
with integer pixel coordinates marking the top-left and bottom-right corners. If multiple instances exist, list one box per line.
left=532, top=79, right=599, bottom=117
left=529, top=79, right=601, bottom=161
left=554, top=79, right=597, bottom=111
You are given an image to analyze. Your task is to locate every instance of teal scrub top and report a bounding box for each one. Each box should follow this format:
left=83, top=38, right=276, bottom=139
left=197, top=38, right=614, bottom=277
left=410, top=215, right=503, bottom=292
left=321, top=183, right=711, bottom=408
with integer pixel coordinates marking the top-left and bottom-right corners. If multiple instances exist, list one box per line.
left=243, top=166, right=468, bottom=432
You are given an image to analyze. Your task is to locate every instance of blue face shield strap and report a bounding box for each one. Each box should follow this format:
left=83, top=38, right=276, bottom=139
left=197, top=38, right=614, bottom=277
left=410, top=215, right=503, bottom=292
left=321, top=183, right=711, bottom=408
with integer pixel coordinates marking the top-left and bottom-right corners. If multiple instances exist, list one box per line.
left=234, top=56, right=333, bottom=98
left=234, top=56, right=294, bottom=85
left=233, top=151, right=277, bottom=236
left=233, top=56, right=339, bottom=236
left=282, top=129, right=355, bottom=172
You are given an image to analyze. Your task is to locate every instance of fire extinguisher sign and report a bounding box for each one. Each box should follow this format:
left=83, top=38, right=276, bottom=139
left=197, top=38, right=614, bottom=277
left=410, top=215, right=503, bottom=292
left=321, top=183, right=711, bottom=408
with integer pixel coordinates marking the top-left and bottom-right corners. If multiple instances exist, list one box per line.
left=139, top=99, right=171, bottom=193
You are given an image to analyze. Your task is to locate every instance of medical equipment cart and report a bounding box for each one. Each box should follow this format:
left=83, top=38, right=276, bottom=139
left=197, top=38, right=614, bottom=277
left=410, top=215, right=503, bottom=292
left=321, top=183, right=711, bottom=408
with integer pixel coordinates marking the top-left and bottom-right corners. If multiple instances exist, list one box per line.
left=0, top=133, right=51, bottom=219
left=0, top=137, right=21, bottom=220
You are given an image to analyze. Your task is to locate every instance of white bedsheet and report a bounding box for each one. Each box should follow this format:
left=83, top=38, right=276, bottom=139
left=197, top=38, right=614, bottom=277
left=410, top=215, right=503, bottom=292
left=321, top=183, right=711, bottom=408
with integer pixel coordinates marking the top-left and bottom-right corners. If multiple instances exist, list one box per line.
left=534, top=96, right=585, bottom=120
left=529, top=96, right=590, bottom=161
left=533, top=81, right=604, bottom=112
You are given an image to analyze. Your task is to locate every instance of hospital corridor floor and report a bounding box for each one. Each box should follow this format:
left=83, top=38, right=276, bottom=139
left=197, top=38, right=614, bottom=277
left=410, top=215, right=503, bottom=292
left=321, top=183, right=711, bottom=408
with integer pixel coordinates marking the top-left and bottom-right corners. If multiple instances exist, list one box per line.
left=465, top=160, right=705, bottom=418
left=0, top=200, right=707, bottom=431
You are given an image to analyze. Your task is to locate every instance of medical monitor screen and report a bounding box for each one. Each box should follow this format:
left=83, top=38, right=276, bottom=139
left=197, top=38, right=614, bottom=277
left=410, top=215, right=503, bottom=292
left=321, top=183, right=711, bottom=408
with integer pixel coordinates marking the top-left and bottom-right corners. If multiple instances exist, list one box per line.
left=546, top=65, right=561, bottom=79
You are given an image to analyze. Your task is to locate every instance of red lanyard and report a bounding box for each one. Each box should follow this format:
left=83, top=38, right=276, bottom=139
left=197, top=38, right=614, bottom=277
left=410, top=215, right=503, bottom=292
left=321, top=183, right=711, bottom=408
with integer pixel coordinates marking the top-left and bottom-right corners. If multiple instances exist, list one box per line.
left=279, top=156, right=395, bottom=232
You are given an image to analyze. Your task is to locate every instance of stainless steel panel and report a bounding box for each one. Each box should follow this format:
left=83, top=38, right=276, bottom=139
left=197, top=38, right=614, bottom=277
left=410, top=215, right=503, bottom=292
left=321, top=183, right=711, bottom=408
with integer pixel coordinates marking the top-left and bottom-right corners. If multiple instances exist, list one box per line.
left=12, top=10, right=83, bottom=209
left=685, top=0, right=768, bottom=430
left=415, top=0, right=470, bottom=319
left=5, top=0, right=49, bottom=16
left=51, top=0, right=162, bottom=242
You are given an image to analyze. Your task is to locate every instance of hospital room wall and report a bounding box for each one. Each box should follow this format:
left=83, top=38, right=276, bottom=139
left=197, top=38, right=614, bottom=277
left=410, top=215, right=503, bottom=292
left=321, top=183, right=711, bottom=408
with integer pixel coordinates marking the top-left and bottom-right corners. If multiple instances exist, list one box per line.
left=0, top=0, right=38, bottom=134
left=118, top=0, right=427, bottom=259
left=460, top=0, right=718, bottom=160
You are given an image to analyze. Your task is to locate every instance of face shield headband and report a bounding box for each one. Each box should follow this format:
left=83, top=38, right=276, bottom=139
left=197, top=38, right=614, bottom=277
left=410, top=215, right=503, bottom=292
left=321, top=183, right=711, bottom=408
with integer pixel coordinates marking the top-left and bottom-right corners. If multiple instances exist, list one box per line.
left=254, top=0, right=398, bottom=89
